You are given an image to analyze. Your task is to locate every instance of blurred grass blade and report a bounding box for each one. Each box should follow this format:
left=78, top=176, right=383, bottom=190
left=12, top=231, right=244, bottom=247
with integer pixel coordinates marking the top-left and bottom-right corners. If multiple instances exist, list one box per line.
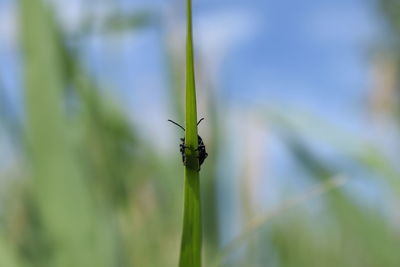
left=19, top=1, right=99, bottom=266
left=0, top=237, right=20, bottom=267
left=77, top=11, right=157, bottom=37
left=179, top=0, right=202, bottom=266
left=211, top=176, right=347, bottom=267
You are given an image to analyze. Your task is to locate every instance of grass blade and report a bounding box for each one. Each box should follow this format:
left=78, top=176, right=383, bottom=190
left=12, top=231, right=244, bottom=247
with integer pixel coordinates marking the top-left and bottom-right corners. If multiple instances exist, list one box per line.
left=179, top=0, right=202, bottom=266
left=19, top=1, right=100, bottom=266
left=211, top=176, right=348, bottom=267
left=0, top=237, right=20, bottom=267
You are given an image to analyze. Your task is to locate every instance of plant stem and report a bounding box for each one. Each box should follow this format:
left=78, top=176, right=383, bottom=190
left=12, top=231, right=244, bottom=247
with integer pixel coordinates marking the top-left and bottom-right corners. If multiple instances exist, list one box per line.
left=179, top=0, right=202, bottom=266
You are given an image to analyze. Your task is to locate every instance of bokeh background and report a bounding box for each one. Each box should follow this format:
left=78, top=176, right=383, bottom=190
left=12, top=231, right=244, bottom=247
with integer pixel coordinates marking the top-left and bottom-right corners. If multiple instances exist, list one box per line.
left=1, top=0, right=400, bottom=266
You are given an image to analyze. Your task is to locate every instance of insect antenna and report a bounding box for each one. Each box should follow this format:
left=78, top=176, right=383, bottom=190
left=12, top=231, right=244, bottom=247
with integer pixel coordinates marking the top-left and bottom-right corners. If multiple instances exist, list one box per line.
left=168, top=119, right=185, bottom=131
left=197, top=118, right=205, bottom=126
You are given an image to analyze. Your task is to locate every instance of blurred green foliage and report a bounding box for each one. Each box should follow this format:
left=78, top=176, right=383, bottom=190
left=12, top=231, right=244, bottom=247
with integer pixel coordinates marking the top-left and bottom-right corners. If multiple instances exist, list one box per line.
left=0, top=0, right=400, bottom=266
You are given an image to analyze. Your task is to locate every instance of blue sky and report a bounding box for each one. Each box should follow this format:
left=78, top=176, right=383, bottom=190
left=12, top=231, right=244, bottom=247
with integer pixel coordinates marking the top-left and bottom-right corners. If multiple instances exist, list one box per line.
left=0, top=0, right=386, bottom=166
left=0, top=0, right=386, bottom=183
left=0, top=0, right=380, bottom=129
left=99, top=0, right=379, bottom=131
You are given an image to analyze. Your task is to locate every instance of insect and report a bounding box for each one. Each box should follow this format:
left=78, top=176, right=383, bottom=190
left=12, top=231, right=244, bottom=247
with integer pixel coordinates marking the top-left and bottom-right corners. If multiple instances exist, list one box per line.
left=168, top=118, right=208, bottom=170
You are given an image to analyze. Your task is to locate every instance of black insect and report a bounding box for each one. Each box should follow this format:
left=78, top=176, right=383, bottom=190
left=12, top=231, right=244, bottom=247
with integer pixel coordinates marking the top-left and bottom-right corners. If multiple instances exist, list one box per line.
left=168, top=118, right=208, bottom=170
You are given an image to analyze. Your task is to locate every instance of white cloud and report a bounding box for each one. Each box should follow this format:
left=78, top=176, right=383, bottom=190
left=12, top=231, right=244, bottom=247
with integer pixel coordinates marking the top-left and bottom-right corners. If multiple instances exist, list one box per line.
left=0, top=3, right=17, bottom=48
left=50, top=0, right=86, bottom=32
left=196, top=8, right=260, bottom=71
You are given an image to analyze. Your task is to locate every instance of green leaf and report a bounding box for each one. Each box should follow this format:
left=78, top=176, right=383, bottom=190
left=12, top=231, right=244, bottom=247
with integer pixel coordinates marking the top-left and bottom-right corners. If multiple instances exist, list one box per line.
left=19, top=1, right=105, bottom=266
left=0, top=237, right=21, bottom=267
left=179, top=0, right=202, bottom=266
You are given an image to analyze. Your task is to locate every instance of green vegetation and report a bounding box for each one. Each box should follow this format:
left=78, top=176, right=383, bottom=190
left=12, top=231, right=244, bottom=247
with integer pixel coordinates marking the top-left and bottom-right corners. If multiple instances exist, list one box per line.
left=179, top=0, right=202, bottom=266
left=0, top=0, right=400, bottom=266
